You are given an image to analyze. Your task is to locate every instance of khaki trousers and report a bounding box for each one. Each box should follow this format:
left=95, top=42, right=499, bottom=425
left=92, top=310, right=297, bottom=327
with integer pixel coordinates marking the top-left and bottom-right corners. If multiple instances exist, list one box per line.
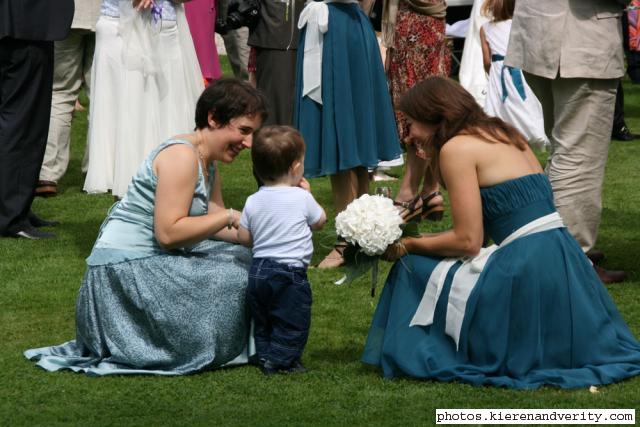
left=525, top=74, right=618, bottom=252
left=222, top=27, right=250, bottom=80
left=39, top=29, right=94, bottom=183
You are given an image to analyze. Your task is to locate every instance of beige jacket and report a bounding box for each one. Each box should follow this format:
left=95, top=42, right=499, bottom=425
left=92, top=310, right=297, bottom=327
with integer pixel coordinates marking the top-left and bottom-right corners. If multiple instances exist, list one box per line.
left=505, top=0, right=626, bottom=79
left=72, top=0, right=102, bottom=31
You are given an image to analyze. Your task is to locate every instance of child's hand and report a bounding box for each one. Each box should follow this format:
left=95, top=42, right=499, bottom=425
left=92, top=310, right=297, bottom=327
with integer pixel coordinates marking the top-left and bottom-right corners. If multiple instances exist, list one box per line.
left=298, top=177, right=311, bottom=192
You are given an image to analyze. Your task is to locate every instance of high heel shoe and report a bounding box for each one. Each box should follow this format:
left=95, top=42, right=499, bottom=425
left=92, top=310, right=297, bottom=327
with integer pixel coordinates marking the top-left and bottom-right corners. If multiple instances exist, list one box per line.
left=421, top=191, right=444, bottom=221
left=394, top=191, right=444, bottom=223
left=317, top=240, right=349, bottom=269
left=393, top=194, right=421, bottom=222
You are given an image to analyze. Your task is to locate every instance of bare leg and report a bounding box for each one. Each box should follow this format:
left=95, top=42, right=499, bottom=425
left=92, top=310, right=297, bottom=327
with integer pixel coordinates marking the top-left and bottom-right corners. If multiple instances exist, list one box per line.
left=421, top=162, right=439, bottom=195
left=354, top=166, right=370, bottom=198
left=395, top=151, right=445, bottom=221
left=420, top=162, right=444, bottom=220
left=330, top=169, right=358, bottom=214
left=395, top=144, right=428, bottom=203
left=318, top=168, right=368, bottom=268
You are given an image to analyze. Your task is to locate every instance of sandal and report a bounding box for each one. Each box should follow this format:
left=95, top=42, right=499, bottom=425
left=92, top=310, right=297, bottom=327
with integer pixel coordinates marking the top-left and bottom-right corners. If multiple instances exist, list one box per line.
left=394, top=191, right=444, bottom=223
left=393, top=195, right=422, bottom=223
left=317, top=240, right=349, bottom=269
left=421, top=191, right=444, bottom=222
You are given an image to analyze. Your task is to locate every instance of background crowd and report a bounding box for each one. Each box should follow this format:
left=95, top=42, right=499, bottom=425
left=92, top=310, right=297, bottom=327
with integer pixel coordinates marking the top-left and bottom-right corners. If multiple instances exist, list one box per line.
left=2, top=0, right=640, bottom=387
left=2, top=0, right=637, bottom=280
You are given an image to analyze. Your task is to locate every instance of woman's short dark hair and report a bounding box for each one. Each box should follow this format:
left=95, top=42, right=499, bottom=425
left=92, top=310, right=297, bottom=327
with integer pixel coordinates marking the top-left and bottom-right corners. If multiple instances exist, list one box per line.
left=194, top=78, right=268, bottom=129
left=252, top=126, right=306, bottom=182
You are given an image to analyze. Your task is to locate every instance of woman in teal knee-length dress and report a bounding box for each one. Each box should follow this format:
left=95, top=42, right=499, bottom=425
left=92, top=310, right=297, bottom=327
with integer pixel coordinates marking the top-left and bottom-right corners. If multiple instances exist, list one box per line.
left=25, top=79, right=267, bottom=375
left=362, top=77, right=640, bottom=389
left=295, top=0, right=402, bottom=267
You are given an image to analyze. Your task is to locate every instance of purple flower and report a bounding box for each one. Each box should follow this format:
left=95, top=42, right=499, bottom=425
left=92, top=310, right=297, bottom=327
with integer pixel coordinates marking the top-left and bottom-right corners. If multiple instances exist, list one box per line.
left=151, top=0, right=163, bottom=24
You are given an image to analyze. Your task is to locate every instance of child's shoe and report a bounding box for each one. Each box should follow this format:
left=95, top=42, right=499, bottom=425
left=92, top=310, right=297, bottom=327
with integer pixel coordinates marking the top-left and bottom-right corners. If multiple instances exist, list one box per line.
left=285, top=361, right=308, bottom=374
left=260, top=360, right=279, bottom=376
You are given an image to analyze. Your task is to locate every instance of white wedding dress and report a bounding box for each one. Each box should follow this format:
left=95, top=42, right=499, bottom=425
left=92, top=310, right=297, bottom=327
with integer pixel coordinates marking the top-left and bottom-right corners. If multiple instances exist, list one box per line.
left=84, top=3, right=203, bottom=197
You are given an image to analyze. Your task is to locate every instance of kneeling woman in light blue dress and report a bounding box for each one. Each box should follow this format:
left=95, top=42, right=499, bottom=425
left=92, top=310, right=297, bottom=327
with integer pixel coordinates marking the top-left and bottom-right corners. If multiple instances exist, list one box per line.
left=25, top=79, right=267, bottom=375
left=362, top=77, right=640, bottom=389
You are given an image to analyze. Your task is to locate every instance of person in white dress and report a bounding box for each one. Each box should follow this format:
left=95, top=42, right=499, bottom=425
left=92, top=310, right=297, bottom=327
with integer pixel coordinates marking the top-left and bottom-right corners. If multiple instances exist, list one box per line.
left=84, top=0, right=204, bottom=198
left=479, top=0, right=548, bottom=149
left=458, top=0, right=489, bottom=107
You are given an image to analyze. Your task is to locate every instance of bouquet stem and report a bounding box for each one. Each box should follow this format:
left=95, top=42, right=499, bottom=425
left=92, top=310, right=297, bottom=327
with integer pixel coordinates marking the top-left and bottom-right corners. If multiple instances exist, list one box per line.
left=371, top=261, right=378, bottom=297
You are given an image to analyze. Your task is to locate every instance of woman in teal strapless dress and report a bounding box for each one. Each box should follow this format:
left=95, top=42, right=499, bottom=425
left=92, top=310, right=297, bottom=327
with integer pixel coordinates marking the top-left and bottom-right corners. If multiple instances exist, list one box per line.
left=362, top=77, right=640, bottom=389
left=25, top=79, right=268, bottom=375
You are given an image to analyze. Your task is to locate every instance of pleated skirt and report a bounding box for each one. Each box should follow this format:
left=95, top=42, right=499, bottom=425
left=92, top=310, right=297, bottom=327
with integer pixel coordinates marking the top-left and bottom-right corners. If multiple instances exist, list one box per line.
left=294, top=3, right=402, bottom=178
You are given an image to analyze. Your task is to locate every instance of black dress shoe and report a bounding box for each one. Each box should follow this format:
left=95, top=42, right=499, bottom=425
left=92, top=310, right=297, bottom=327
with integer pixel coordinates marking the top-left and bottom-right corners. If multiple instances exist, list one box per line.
left=27, top=211, right=60, bottom=228
left=4, top=224, right=55, bottom=239
left=34, top=180, right=58, bottom=197
left=586, top=249, right=605, bottom=265
left=594, top=265, right=627, bottom=284
left=612, top=125, right=634, bottom=141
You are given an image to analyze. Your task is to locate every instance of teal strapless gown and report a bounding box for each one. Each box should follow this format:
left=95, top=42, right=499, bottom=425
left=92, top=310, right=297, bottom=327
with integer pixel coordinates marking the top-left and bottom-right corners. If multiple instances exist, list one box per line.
left=25, top=140, right=254, bottom=375
left=362, top=174, right=640, bottom=388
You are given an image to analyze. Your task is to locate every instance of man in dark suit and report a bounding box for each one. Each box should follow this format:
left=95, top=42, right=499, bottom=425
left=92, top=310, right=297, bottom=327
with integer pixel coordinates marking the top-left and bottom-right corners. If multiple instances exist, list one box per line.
left=248, top=0, right=306, bottom=126
left=0, top=0, right=75, bottom=239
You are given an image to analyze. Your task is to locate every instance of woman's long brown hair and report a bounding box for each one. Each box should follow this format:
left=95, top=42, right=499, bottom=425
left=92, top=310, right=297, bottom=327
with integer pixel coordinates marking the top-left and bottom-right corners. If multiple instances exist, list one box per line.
left=399, top=76, right=528, bottom=183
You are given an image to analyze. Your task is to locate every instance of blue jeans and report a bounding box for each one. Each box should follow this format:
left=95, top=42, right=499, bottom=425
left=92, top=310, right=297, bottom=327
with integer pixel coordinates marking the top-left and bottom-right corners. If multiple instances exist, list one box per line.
left=247, top=258, right=312, bottom=367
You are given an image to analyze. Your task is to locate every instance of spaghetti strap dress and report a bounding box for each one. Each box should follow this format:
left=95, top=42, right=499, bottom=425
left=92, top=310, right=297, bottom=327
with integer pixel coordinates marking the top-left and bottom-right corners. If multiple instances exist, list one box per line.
left=26, top=139, right=254, bottom=375
left=362, top=174, right=640, bottom=388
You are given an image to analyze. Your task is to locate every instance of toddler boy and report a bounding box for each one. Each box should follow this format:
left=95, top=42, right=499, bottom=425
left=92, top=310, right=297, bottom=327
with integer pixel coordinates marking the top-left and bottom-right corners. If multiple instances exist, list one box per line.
left=238, top=125, right=326, bottom=375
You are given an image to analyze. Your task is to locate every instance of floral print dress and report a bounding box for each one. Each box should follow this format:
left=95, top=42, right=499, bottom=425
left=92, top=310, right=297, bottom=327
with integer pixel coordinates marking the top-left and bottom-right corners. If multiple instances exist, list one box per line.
left=387, top=1, right=450, bottom=156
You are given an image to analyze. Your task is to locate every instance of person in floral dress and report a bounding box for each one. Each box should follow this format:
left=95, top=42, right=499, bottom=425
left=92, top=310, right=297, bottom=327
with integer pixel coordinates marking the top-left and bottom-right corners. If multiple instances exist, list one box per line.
left=383, top=0, right=450, bottom=220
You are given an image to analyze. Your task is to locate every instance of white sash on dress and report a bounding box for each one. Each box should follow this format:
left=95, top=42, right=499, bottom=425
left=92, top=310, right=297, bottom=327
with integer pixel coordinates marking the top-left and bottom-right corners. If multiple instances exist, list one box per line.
left=409, top=212, right=565, bottom=349
left=298, top=0, right=358, bottom=105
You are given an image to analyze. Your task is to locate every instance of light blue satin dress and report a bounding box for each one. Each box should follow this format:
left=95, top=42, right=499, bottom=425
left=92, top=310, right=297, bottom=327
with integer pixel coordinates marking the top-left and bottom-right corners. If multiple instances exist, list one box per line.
left=363, top=174, right=640, bottom=388
left=25, top=140, right=254, bottom=375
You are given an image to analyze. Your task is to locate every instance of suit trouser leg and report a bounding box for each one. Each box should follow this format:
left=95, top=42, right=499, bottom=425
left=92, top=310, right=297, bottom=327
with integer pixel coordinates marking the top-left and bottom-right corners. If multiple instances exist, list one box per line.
left=0, top=39, right=54, bottom=234
left=527, top=74, right=617, bottom=252
left=255, top=48, right=297, bottom=126
left=627, top=51, right=640, bottom=83
left=40, top=30, right=94, bottom=183
left=80, top=32, right=95, bottom=173
left=612, top=80, right=626, bottom=133
left=222, top=28, right=249, bottom=80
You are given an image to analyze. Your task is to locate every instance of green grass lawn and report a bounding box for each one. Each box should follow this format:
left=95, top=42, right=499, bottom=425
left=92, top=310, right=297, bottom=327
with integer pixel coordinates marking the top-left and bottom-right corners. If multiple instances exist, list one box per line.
left=1, top=59, right=639, bottom=426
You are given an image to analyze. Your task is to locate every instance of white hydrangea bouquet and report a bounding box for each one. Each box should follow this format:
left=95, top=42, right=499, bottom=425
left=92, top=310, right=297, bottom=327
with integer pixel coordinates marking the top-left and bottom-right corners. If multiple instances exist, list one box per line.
left=334, top=194, right=419, bottom=296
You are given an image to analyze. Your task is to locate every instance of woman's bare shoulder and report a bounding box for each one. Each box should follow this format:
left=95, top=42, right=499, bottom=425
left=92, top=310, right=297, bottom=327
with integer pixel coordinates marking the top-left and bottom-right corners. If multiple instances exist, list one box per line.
left=440, top=134, right=486, bottom=156
left=153, top=142, right=199, bottom=177
left=439, top=135, right=482, bottom=172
